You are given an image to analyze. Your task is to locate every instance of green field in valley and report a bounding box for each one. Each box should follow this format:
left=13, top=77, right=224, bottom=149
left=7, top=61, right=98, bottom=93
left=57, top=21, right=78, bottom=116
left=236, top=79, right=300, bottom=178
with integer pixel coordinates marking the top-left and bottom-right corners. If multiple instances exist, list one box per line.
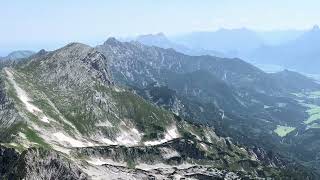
left=274, top=125, right=296, bottom=137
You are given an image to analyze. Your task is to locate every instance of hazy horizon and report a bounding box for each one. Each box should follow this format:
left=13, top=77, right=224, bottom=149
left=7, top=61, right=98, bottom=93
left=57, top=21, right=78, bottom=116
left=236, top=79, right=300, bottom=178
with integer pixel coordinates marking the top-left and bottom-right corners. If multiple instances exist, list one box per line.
left=2, top=0, right=320, bottom=55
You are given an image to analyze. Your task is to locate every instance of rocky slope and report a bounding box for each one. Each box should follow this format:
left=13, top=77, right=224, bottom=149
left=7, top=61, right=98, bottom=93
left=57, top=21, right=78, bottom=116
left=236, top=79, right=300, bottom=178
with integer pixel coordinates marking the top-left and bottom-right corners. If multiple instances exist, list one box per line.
left=0, top=42, right=309, bottom=179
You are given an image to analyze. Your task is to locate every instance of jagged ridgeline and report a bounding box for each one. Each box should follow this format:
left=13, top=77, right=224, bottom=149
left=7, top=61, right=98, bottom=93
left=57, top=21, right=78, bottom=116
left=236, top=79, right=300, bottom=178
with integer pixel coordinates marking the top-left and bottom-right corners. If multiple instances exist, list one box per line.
left=0, top=43, right=315, bottom=179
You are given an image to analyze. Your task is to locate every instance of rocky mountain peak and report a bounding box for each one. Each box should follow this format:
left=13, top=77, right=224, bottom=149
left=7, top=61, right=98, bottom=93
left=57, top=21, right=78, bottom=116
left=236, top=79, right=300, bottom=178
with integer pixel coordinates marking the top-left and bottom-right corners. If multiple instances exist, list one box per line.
left=37, top=49, right=47, bottom=55
left=23, top=42, right=113, bottom=87
left=56, top=42, right=92, bottom=57
left=103, top=37, right=122, bottom=46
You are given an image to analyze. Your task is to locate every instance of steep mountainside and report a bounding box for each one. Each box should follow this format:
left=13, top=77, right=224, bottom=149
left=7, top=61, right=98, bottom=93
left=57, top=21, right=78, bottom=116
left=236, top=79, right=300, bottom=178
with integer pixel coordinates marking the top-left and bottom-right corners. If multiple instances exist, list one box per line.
left=97, top=38, right=320, bottom=95
left=270, top=70, right=320, bottom=92
left=96, top=38, right=320, bottom=176
left=96, top=38, right=319, bottom=126
left=0, top=42, right=308, bottom=179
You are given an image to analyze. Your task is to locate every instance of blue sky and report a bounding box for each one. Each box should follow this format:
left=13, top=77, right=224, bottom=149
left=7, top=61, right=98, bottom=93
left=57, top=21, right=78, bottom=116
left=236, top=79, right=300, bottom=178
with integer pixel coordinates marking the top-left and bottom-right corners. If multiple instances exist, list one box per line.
left=1, top=0, right=320, bottom=55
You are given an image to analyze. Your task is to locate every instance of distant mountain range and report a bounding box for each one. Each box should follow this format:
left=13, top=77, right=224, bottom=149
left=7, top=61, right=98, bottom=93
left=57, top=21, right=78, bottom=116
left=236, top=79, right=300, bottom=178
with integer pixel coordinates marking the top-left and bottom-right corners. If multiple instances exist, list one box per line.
left=0, top=50, right=34, bottom=61
left=4, top=26, right=320, bottom=74
left=257, top=29, right=305, bottom=45
left=249, top=25, right=320, bottom=73
left=130, top=26, right=320, bottom=74
left=129, top=28, right=267, bottom=58
left=130, top=33, right=226, bottom=57
left=172, top=28, right=264, bottom=57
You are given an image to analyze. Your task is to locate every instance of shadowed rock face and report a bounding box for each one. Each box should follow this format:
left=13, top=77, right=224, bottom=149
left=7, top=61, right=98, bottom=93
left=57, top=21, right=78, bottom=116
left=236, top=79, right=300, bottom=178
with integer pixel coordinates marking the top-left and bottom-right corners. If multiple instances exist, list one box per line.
left=73, top=138, right=242, bottom=168
left=0, top=146, right=20, bottom=177
left=0, top=146, right=87, bottom=180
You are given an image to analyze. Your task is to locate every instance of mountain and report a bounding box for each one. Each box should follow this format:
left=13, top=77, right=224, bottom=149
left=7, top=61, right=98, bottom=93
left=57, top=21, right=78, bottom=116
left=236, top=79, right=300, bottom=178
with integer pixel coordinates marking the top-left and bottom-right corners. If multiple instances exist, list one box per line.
left=0, top=42, right=306, bottom=179
left=98, top=37, right=320, bottom=96
left=133, top=33, right=225, bottom=57
left=257, top=29, right=305, bottom=45
left=270, top=70, right=320, bottom=92
left=172, top=28, right=264, bottom=57
left=136, top=33, right=178, bottom=49
left=0, top=50, right=35, bottom=69
left=0, top=50, right=35, bottom=61
left=96, top=38, right=319, bottom=129
left=97, top=37, right=320, bottom=176
left=250, top=25, right=320, bottom=74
